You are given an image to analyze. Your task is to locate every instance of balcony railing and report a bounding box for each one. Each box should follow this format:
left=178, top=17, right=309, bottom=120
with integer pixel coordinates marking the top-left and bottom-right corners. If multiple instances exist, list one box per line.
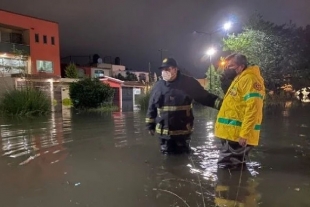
left=0, top=42, right=30, bottom=56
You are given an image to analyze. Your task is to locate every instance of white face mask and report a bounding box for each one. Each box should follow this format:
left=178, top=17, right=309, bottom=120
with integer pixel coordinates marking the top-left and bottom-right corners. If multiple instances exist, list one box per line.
left=162, top=71, right=172, bottom=81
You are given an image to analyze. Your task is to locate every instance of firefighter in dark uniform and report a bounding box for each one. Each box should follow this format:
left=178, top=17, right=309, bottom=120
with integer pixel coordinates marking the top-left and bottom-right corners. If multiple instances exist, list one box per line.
left=145, top=58, right=223, bottom=154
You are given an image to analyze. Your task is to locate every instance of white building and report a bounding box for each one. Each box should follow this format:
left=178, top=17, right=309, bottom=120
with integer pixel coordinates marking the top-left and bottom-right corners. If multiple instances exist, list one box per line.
left=83, top=62, right=151, bottom=82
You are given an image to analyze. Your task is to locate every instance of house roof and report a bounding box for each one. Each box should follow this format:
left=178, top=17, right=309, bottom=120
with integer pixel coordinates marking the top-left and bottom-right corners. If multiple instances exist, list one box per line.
left=123, top=81, right=146, bottom=87
left=100, top=76, right=124, bottom=84
left=0, top=9, right=58, bottom=24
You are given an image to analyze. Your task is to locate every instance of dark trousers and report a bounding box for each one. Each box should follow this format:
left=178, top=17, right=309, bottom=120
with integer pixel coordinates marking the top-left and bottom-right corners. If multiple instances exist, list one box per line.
left=217, top=139, right=253, bottom=167
left=159, top=135, right=191, bottom=154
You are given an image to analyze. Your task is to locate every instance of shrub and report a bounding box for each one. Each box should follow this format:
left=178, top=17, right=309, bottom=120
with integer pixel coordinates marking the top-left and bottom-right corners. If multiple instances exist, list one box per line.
left=62, top=98, right=73, bottom=106
left=0, top=88, right=51, bottom=116
left=69, top=78, right=114, bottom=109
left=137, top=90, right=151, bottom=111
left=85, top=104, right=119, bottom=112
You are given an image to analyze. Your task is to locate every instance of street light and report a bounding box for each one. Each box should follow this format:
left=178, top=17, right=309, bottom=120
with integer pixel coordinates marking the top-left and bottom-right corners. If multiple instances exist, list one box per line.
left=206, top=47, right=216, bottom=90
left=223, top=21, right=232, bottom=31
left=194, top=21, right=233, bottom=90
left=220, top=60, right=226, bottom=67
left=206, top=47, right=216, bottom=56
left=193, top=21, right=233, bottom=38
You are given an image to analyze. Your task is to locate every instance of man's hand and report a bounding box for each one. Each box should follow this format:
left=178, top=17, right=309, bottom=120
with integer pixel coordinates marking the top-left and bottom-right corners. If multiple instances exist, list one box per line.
left=238, top=137, right=247, bottom=147
left=149, top=130, right=155, bottom=136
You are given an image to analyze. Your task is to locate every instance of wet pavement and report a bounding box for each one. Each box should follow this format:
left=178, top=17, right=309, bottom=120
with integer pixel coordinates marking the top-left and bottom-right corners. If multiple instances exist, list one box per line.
left=0, top=104, right=310, bottom=207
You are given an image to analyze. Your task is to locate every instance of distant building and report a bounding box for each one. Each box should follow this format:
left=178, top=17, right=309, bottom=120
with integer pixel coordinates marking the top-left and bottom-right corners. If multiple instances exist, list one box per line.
left=0, top=9, right=61, bottom=77
left=70, top=61, right=151, bottom=82
left=76, top=63, right=126, bottom=79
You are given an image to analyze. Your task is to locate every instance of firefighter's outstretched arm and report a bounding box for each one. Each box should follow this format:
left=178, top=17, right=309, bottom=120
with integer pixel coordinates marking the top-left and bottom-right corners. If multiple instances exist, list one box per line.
left=145, top=87, right=158, bottom=134
left=188, top=78, right=222, bottom=110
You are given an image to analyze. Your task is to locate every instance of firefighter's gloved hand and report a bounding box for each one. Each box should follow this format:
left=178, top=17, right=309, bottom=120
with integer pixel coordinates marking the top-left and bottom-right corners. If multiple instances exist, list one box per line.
left=149, top=130, right=155, bottom=136
left=214, top=98, right=223, bottom=110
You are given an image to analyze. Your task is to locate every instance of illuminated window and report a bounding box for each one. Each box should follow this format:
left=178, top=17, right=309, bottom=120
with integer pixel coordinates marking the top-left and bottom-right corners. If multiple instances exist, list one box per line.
left=94, top=70, right=104, bottom=78
left=36, top=60, right=53, bottom=73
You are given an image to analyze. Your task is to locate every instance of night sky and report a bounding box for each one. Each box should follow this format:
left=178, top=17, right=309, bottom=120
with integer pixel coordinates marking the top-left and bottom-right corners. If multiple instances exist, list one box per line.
left=2, top=0, right=310, bottom=77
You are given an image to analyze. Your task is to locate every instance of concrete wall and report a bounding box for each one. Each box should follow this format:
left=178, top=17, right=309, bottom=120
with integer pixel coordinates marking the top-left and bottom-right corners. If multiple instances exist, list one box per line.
left=112, top=65, right=125, bottom=72
left=0, top=77, right=14, bottom=97
left=97, top=63, right=112, bottom=69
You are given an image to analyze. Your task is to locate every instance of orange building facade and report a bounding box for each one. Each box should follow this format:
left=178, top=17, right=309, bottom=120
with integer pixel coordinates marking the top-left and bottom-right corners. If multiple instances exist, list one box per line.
left=0, top=9, right=60, bottom=76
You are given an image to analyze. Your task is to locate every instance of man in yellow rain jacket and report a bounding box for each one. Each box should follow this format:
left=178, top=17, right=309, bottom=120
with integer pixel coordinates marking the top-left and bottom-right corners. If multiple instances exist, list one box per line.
left=215, top=53, right=265, bottom=168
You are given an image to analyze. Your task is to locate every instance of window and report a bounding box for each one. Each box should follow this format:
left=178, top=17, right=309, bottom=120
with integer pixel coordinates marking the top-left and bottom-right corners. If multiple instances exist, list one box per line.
left=35, top=34, right=39, bottom=43
left=43, top=35, right=47, bottom=44
left=51, top=36, right=55, bottom=45
left=36, top=60, right=53, bottom=73
left=10, top=33, right=23, bottom=44
left=0, top=57, right=28, bottom=76
left=94, top=70, right=104, bottom=78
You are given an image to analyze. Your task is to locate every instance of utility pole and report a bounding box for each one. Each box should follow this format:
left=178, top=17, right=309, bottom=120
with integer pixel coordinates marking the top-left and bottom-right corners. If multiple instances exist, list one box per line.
left=158, top=49, right=168, bottom=63
left=193, top=22, right=233, bottom=91
left=193, top=31, right=214, bottom=45
left=148, top=61, right=151, bottom=83
left=209, top=55, right=212, bottom=90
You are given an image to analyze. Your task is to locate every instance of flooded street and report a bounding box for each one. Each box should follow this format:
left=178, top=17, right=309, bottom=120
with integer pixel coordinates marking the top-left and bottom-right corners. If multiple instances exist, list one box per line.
left=1, top=105, right=310, bottom=207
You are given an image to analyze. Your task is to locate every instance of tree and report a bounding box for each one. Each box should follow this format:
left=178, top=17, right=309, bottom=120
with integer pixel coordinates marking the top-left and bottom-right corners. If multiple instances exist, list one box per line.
left=69, top=78, right=114, bottom=109
left=65, top=63, right=78, bottom=78
left=222, top=14, right=310, bottom=88
left=114, top=73, right=125, bottom=80
left=223, top=29, right=284, bottom=84
left=126, top=71, right=138, bottom=81
left=114, top=72, right=138, bottom=81
left=205, top=64, right=224, bottom=98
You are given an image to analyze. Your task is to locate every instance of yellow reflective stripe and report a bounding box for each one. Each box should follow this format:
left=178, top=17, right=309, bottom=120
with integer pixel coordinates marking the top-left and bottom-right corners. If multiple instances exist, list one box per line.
left=244, top=92, right=264, bottom=101
left=145, top=118, right=155, bottom=123
left=158, top=105, right=192, bottom=117
left=155, top=128, right=192, bottom=136
left=155, top=125, right=192, bottom=136
left=158, top=105, right=192, bottom=112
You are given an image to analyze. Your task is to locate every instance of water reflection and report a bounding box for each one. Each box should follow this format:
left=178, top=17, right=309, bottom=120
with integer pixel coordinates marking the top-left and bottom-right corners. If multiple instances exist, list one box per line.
left=154, top=155, right=215, bottom=206
left=113, top=112, right=143, bottom=148
left=215, top=168, right=261, bottom=207
left=0, top=106, right=309, bottom=206
left=0, top=111, right=73, bottom=166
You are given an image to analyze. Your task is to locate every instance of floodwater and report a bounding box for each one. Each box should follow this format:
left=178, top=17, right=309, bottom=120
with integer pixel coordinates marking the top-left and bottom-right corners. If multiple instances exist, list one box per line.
left=0, top=104, right=310, bottom=207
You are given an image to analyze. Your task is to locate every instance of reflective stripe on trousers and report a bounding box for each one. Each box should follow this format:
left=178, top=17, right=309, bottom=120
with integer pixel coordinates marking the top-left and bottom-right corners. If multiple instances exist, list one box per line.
left=155, top=124, right=192, bottom=136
